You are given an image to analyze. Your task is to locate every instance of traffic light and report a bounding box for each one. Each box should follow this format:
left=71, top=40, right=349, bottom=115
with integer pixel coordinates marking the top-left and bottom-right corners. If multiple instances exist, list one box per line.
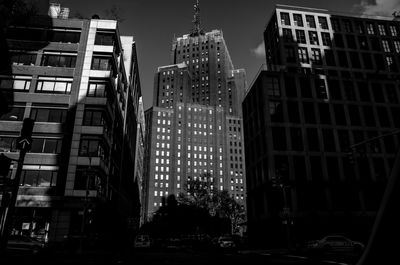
left=0, top=153, right=12, bottom=177
left=20, top=118, right=34, bottom=139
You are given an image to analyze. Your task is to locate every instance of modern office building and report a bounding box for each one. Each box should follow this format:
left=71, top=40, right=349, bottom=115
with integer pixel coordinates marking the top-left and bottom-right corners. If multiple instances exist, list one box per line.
left=144, top=2, right=247, bottom=218
left=0, top=11, right=143, bottom=247
left=243, top=5, right=400, bottom=247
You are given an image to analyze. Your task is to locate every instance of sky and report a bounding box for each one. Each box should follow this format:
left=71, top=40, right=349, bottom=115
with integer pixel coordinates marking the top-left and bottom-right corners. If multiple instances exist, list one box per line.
left=59, top=0, right=400, bottom=110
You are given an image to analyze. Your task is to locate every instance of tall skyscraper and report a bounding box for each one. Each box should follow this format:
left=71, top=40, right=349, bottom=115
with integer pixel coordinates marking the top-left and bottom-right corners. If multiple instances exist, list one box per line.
left=144, top=1, right=247, bottom=218
left=243, top=4, right=400, bottom=247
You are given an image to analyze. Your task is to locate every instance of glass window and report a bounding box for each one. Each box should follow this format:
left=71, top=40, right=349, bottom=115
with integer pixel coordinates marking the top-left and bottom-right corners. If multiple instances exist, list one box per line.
left=36, top=77, right=72, bottom=94
left=303, top=102, right=316, bottom=124
left=307, top=128, right=319, bottom=151
left=378, top=24, right=387, bottom=35
left=298, top=47, right=309, bottom=63
left=41, top=53, right=76, bottom=68
left=310, top=49, right=322, bottom=64
left=309, top=31, right=319, bottom=45
left=318, top=17, right=329, bottom=30
left=91, top=56, right=113, bottom=71
left=0, top=103, right=25, bottom=121
left=10, top=52, right=37, bottom=66
left=296, top=30, right=306, bottom=44
left=321, top=33, right=331, bottom=46
left=95, top=32, right=115, bottom=45
left=315, top=79, right=328, bottom=99
left=30, top=106, right=67, bottom=123
left=280, top=12, right=290, bottom=26
left=306, top=15, right=316, bottom=28
left=293, top=14, right=303, bottom=27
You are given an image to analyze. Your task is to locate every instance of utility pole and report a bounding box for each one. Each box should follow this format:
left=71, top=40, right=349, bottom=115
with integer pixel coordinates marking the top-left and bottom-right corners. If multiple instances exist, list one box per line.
left=0, top=118, right=34, bottom=252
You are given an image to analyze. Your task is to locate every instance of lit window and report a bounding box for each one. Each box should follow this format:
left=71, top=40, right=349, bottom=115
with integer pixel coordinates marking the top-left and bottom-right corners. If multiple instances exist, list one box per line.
left=177, top=183, right=181, bottom=188
left=154, top=191, right=158, bottom=196
left=156, top=158, right=159, bottom=164
left=155, top=174, right=158, bottom=180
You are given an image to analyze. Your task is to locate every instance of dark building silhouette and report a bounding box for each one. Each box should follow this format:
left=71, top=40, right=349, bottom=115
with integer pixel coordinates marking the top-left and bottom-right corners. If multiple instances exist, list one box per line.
left=143, top=1, right=247, bottom=220
left=243, top=4, right=400, bottom=247
left=0, top=8, right=144, bottom=248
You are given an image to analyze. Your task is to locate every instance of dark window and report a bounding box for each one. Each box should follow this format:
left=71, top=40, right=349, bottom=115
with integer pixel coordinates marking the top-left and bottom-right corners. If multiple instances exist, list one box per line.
left=315, top=79, right=328, bottom=99
left=269, top=100, right=284, bottom=122
left=325, top=50, right=336, bottom=66
left=337, top=51, right=348, bottom=67
left=20, top=170, right=57, bottom=187
left=374, top=54, right=385, bottom=69
left=293, top=156, right=307, bottom=182
left=370, top=37, right=381, bottom=51
left=296, top=30, right=306, bottom=44
left=49, top=30, right=80, bottom=43
left=293, top=14, right=303, bottom=27
left=337, top=130, right=350, bottom=151
left=280, top=12, right=290, bottom=26
left=357, top=82, right=370, bottom=102
left=10, top=52, right=37, bottom=66
left=343, top=20, right=353, bottom=33
left=372, top=83, right=385, bottom=102
left=30, top=138, right=62, bottom=154
left=343, top=81, right=356, bottom=101
left=321, top=32, right=331, bottom=46
left=284, top=76, right=297, bottom=97
left=267, top=77, right=280, bottom=97
left=385, top=84, right=399, bottom=104
left=30, top=106, right=67, bottom=123
left=303, top=102, right=316, bottom=124
left=41, top=54, right=76, bottom=68
left=326, top=157, right=340, bottom=182
left=87, top=81, right=109, bottom=97
left=318, top=103, right=331, bottom=124
left=272, top=127, right=287, bottom=150
left=323, top=129, right=336, bottom=151
left=377, top=107, right=390, bottom=127
left=318, top=17, right=329, bottom=29
left=300, top=77, right=312, bottom=98
left=290, top=128, right=303, bottom=151
left=287, top=101, right=300, bottom=123
left=310, top=156, right=323, bottom=181
left=91, top=56, right=113, bottom=71
left=331, top=19, right=341, bottom=31
left=363, top=106, right=376, bottom=127
left=362, top=53, right=373, bottom=69
left=309, top=31, right=319, bottom=45
left=95, top=32, right=115, bottom=46
left=373, top=157, right=387, bottom=181
left=79, top=135, right=109, bottom=161
left=83, top=108, right=109, bottom=126
left=307, top=128, right=319, bottom=151
left=306, top=15, right=316, bottom=28
left=346, top=35, right=356, bottom=49
left=285, top=46, right=296, bottom=63
left=334, top=33, right=344, bottom=47
left=283, top=29, right=293, bottom=42
left=358, top=36, right=369, bottom=50
left=348, top=105, right=362, bottom=126
left=350, top=52, right=361, bottom=68
left=334, top=104, right=347, bottom=125
left=74, top=166, right=98, bottom=190
left=328, top=79, right=342, bottom=100
left=355, top=21, right=365, bottom=34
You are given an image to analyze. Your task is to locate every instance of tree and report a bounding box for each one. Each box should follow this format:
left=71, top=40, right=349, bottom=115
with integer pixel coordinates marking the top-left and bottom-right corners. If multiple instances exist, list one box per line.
left=178, top=173, right=246, bottom=235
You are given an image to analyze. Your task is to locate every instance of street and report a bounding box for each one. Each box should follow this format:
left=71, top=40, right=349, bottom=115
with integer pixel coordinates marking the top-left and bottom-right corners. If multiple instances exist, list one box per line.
left=0, top=247, right=363, bottom=265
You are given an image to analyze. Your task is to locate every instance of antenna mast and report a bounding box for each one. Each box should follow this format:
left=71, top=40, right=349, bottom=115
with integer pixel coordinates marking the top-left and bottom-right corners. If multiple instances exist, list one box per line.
left=191, top=0, right=204, bottom=36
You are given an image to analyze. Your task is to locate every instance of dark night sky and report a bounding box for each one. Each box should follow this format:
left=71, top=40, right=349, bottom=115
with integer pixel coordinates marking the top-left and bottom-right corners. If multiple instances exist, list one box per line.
left=59, top=0, right=399, bottom=110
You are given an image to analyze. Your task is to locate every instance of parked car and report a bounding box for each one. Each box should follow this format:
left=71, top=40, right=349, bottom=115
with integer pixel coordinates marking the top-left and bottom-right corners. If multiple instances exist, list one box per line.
left=7, top=235, right=46, bottom=254
left=307, top=235, right=365, bottom=253
left=134, top=234, right=152, bottom=248
left=217, top=236, right=236, bottom=249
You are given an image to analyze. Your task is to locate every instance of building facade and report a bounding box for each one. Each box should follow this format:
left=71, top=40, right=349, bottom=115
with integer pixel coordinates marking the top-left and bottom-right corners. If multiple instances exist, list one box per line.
left=243, top=5, right=400, bottom=247
left=144, top=3, right=247, bottom=218
left=0, top=13, right=142, bottom=246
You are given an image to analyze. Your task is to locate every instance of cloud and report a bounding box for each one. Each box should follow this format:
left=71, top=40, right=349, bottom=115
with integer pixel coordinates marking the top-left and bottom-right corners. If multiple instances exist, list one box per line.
left=356, top=0, right=400, bottom=16
left=250, top=41, right=265, bottom=59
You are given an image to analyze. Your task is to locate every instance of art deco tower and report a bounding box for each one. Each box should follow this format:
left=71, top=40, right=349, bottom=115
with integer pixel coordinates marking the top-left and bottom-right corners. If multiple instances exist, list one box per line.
left=144, top=1, right=247, bottom=218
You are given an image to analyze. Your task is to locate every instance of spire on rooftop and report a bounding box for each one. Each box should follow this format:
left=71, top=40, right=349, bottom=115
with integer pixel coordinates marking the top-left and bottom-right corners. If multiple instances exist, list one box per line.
left=190, top=0, right=204, bottom=36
